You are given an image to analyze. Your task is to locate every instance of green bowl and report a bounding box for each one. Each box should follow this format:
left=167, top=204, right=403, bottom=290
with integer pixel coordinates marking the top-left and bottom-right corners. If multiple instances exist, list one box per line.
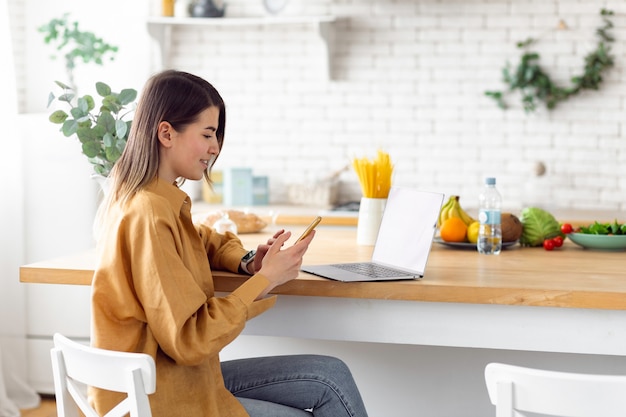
left=567, top=233, right=626, bottom=251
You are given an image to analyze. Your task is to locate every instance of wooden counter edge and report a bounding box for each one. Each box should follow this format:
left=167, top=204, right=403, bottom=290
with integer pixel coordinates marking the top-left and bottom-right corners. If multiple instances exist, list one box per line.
left=20, top=264, right=93, bottom=286
left=216, top=274, right=626, bottom=311
left=20, top=250, right=626, bottom=311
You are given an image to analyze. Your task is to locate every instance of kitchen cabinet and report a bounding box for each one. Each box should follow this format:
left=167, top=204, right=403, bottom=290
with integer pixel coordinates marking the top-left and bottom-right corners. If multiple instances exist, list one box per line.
left=146, top=15, right=337, bottom=79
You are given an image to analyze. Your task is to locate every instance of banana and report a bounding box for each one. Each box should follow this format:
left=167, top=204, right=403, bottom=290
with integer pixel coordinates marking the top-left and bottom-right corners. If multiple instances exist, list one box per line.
left=447, top=199, right=462, bottom=221
left=438, top=195, right=476, bottom=228
left=437, top=196, right=456, bottom=227
left=457, top=202, right=476, bottom=226
left=437, top=197, right=449, bottom=227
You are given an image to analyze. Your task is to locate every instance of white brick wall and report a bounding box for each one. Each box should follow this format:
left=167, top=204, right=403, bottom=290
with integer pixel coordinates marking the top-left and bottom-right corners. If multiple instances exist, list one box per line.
left=13, top=0, right=626, bottom=212
left=158, top=0, right=626, bottom=211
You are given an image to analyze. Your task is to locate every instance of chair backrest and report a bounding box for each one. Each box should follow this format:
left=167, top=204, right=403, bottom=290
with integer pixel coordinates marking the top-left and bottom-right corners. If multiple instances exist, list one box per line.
left=50, top=333, right=156, bottom=417
left=485, top=362, right=626, bottom=417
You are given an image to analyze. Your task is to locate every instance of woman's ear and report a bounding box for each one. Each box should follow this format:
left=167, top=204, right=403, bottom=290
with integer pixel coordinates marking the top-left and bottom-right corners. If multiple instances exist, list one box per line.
left=157, top=121, right=174, bottom=148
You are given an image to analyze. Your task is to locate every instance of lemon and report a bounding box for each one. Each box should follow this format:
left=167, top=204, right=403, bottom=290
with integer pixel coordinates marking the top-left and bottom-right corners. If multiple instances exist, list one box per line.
left=467, top=221, right=480, bottom=243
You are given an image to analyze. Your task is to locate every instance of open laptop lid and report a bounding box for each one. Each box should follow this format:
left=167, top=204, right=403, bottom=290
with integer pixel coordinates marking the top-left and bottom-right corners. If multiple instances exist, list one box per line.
left=370, top=187, right=444, bottom=275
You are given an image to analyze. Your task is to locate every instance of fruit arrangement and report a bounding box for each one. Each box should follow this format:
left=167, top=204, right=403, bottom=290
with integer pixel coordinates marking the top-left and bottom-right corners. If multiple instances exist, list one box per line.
left=514, top=207, right=623, bottom=251
left=435, top=198, right=617, bottom=251
left=438, top=196, right=478, bottom=243
left=438, top=195, right=523, bottom=244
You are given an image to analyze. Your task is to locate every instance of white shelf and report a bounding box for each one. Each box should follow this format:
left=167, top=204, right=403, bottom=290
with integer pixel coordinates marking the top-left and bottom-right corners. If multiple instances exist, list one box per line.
left=147, top=15, right=337, bottom=78
left=147, top=15, right=335, bottom=26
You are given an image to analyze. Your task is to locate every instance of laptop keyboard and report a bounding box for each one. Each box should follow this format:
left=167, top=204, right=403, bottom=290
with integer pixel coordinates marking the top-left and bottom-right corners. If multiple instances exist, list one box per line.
left=331, top=263, right=412, bottom=278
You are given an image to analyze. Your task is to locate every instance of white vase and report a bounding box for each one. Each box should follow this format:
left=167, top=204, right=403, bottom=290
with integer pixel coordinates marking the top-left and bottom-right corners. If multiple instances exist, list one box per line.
left=356, top=197, right=387, bottom=246
left=91, top=174, right=111, bottom=199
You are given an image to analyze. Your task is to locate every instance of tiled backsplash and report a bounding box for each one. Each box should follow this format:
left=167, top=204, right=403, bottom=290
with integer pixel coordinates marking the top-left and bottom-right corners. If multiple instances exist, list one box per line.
left=14, top=0, right=626, bottom=211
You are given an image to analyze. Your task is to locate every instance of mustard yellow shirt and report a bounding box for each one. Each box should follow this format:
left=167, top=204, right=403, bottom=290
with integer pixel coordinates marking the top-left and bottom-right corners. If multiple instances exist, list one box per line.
left=91, top=178, right=275, bottom=416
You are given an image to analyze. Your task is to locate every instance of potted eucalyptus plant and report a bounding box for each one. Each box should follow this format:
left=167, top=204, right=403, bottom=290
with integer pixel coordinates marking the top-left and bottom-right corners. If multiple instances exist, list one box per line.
left=47, top=80, right=137, bottom=178
left=40, top=14, right=137, bottom=179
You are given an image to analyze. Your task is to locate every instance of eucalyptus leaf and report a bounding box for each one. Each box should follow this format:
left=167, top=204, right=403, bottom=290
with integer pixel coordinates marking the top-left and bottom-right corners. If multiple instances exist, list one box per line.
left=77, top=97, right=90, bottom=113
left=70, top=106, right=86, bottom=120
left=116, top=138, right=126, bottom=153
left=76, top=125, right=98, bottom=143
left=105, top=145, right=122, bottom=163
left=47, top=92, right=56, bottom=108
left=115, top=119, right=127, bottom=138
left=103, top=132, right=114, bottom=147
left=102, top=96, right=122, bottom=113
left=82, top=141, right=100, bottom=158
left=118, top=89, right=137, bottom=105
left=49, top=110, right=68, bottom=124
left=61, top=119, right=78, bottom=137
left=58, top=93, right=74, bottom=103
left=84, top=95, right=95, bottom=111
left=94, top=164, right=107, bottom=176
left=96, top=82, right=111, bottom=97
left=54, top=80, right=71, bottom=90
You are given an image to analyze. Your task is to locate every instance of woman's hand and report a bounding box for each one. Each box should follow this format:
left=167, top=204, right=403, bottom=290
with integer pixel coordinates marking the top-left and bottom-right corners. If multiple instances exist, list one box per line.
left=255, top=229, right=316, bottom=298
left=251, top=229, right=285, bottom=274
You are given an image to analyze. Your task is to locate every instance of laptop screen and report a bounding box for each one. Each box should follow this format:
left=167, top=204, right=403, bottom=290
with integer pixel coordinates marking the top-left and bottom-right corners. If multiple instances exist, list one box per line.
left=371, top=187, right=443, bottom=274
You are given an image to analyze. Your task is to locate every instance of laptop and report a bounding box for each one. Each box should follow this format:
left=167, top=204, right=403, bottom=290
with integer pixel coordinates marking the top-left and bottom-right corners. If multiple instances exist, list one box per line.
left=301, top=186, right=444, bottom=282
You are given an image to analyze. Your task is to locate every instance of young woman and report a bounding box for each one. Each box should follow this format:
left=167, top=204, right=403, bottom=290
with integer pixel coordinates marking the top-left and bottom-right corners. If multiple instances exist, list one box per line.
left=91, top=70, right=369, bottom=417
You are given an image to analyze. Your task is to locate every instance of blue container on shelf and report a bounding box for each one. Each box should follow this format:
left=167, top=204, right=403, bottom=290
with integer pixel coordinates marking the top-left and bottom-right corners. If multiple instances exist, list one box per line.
left=223, top=168, right=253, bottom=206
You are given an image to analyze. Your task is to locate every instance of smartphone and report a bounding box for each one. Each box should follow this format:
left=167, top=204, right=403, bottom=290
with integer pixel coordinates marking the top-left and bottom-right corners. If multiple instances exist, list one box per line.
left=295, top=216, right=322, bottom=243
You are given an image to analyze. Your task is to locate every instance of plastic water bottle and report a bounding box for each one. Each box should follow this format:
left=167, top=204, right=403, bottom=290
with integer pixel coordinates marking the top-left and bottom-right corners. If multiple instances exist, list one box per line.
left=477, top=177, right=502, bottom=255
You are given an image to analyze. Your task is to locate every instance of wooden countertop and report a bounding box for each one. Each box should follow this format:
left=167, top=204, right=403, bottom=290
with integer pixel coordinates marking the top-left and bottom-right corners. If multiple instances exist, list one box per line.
left=20, top=224, right=626, bottom=311
left=191, top=203, right=624, bottom=228
left=191, top=202, right=359, bottom=226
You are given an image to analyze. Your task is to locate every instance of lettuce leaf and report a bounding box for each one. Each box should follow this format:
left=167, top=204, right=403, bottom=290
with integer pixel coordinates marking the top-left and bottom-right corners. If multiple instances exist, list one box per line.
left=519, top=207, right=562, bottom=247
left=579, top=220, right=626, bottom=235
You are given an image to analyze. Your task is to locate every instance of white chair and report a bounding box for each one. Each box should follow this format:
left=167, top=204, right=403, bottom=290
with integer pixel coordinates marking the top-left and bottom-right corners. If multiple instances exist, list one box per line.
left=485, top=362, right=626, bottom=417
left=50, top=333, right=156, bottom=417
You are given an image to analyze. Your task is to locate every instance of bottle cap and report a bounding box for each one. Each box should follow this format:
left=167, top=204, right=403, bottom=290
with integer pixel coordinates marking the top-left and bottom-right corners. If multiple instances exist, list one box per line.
left=485, top=177, right=496, bottom=185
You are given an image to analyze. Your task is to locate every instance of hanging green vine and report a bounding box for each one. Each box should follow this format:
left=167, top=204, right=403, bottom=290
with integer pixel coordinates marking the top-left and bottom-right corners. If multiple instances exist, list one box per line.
left=485, top=9, right=615, bottom=113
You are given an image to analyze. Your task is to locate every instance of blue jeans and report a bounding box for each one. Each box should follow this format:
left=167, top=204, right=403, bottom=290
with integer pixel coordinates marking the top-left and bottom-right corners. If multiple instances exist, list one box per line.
left=221, top=355, right=369, bottom=417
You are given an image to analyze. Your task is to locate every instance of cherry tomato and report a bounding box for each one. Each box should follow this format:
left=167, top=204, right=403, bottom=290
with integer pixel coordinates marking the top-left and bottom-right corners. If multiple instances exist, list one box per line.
left=561, top=223, right=573, bottom=234
left=543, top=239, right=555, bottom=251
left=552, top=236, right=564, bottom=248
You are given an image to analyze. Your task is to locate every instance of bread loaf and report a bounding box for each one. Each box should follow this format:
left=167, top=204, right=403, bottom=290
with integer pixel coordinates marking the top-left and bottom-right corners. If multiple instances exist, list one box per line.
left=202, top=210, right=267, bottom=234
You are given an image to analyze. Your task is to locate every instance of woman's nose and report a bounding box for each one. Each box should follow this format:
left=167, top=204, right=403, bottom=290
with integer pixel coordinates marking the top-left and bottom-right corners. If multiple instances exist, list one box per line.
left=207, top=137, right=220, bottom=154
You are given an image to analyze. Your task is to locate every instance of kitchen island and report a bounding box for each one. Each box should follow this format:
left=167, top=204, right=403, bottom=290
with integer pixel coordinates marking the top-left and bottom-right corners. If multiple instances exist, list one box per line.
left=20, top=223, right=626, bottom=416
left=20, top=224, right=626, bottom=353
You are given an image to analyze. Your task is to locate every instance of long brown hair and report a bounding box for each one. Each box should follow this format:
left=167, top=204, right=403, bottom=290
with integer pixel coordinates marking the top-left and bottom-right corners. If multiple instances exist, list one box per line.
left=94, top=70, right=226, bottom=239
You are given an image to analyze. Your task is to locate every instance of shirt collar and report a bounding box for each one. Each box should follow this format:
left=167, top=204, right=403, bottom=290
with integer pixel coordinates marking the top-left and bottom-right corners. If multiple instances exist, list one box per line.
left=145, top=177, right=191, bottom=215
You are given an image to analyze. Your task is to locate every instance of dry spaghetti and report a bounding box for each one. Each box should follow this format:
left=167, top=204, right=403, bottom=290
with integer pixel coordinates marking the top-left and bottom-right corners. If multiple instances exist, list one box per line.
left=352, top=150, right=393, bottom=198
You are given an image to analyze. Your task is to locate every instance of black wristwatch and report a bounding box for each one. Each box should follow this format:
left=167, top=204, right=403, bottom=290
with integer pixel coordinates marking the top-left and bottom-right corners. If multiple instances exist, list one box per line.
left=238, top=250, right=256, bottom=274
